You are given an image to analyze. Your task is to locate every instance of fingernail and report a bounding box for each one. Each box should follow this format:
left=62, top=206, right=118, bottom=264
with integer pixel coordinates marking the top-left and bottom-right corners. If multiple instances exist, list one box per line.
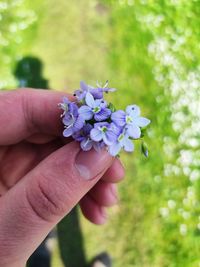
left=75, top=149, right=112, bottom=180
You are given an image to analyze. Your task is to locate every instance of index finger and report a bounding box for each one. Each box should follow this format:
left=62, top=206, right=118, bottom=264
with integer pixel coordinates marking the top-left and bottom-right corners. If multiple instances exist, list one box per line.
left=0, top=88, right=71, bottom=145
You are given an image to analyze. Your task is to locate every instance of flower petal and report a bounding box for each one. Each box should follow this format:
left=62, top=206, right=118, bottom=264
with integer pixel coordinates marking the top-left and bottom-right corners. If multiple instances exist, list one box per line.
left=80, top=81, right=88, bottom=91
left=81, top=138, right=93, bottom=151
left=62, top=113, right=74, bottom=126
left=102, top=133, right=114, bottom=146
left=90, top=88, right=103, bottom=99
left=83, top=123, right=93, bottom=135
left=111, top=110, right=126, bottom=126
left=90, top=128, right=103, bottom=142
left=78, top=105, right=93, bottom=120
left=94, top=108, right=111, bottom=121
left=62, top=96, right=70, bottom=104
left=85, top=92, right=95, bottom=108
left=73, top=116, right=85, bottom=130
left=127, top=124, right=141, bottom=139
left=126, top=105, right=140, bottom=118
left=123, top=138, right=134, bottom=152
left=106, top=128, right=118, bottom=143
left=63, top=127, right=73, bottom=137
left=134, top=117, right=151, bottom=127
left=109, top=143, right=122, bottom=156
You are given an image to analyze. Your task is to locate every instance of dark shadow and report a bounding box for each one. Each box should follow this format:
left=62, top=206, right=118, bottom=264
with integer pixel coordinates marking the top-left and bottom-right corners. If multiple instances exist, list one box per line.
left=14, top=56, right=87, bottom=267
left=57, top=207, right=87, bottom=267
left=14, top=56, right=48, bottom=89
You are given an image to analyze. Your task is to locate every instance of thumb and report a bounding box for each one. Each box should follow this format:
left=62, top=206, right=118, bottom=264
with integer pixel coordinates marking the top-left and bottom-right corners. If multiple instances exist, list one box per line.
left=0, top=142, right=113, bottom=266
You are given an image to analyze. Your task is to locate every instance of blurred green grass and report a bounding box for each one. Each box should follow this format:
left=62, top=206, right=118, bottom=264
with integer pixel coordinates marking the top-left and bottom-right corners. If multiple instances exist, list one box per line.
left=1, top=0, right=200, bottom=266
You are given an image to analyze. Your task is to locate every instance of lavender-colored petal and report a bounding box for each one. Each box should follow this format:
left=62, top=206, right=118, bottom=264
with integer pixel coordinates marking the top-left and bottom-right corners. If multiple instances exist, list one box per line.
left=123, top=137, right=134, bottom=152
left=80, top=138, right=93, bottom=151
left=94, top=108, right=111, bottom=121
left=90, top=88, right=103, bottom=99
left=109, top=143, right=122, bottom=156
left=73, top=116, right=85, bottom=130
left=126, top=105, right=140, bottom=118
left=102, top=134, right=113, bottom=146
left=80, top=81, right=88, bottom=91
left=109, top=122, right=122, bottom=136
left=63, top=127, right=73, bottom=137
left=134, top=117, right=151, bottom=127
left=111, top=110, right=126, bottom=126
left=82, top=123, right=93, bottom=135
left=70, top=103, right=79, bottom=117
left=78, top=105, right=93, bottom=120
left=127, top=124, right=141, bottom=139
left=62, top=114, right=74, bottom=126
left=94, top=121, right=110, bottom=128
left=72, top=131, right=84, bottom=142
left=85, top=92, right=95, bottom=108
left=103, top=87, right=116, bottom=93
left=105, top=129, right=118, bottom=144
left=62, top=96, right=70, bottom=104
left=90, top=128, right=103, bottom=142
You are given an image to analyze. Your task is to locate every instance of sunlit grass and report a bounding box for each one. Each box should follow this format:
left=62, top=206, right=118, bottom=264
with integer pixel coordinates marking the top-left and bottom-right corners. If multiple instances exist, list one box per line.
left=1, top=0, right=200, bottom=266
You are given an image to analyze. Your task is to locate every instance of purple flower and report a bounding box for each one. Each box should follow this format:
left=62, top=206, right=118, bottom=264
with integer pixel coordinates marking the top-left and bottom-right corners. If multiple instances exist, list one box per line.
left=58, top=97, right=71, bottom=117
left=74, top=81, right=103, bottom=100
left=73, top=124, right=105, bottom=151
left=111, top=105, right=150, bottom=139
left=78, top=92, right=111, bottom=122
left=90, top=122, right=119, bottom=146
left=109, top=129, right=134, bottom=156
left=96, top=80, right=116, bottom=94
left=74, top=81, right=116, bottom=101
left=60, top=98, right=85, bottom=137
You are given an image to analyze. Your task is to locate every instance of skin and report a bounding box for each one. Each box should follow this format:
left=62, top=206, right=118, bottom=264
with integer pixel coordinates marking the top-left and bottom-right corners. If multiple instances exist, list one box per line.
left=0, top=88, right=125, bottom=267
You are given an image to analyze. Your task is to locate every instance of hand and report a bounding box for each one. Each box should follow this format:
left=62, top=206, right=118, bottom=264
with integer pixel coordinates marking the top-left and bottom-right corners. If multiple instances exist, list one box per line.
left=0, top=89, right=124, bottom=267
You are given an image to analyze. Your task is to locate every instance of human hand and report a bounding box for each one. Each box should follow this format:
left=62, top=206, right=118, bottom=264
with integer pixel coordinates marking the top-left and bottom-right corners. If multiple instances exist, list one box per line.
left=0, top=89, right=124, bottom=267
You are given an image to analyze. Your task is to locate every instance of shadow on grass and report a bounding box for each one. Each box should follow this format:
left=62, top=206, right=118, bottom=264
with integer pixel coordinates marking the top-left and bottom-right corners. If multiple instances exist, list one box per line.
left=14, top=56, right=87, bottom=267
left=57, top=207, right=87, bottom=267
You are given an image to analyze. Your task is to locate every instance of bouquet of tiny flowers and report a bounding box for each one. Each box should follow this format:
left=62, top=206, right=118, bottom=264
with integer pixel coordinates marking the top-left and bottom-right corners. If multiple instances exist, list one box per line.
left=58, top=81, right=150, bottom=157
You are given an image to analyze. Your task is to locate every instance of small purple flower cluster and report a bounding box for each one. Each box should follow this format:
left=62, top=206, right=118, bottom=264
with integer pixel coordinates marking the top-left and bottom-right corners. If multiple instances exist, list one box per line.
left=58, top=81, right=151, bottom=156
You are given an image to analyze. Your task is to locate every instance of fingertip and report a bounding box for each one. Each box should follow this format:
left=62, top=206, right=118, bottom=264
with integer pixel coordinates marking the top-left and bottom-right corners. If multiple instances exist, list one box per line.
left=80, top=195, right=108, bottom=225
left=102, top=158, right=125, bottom=183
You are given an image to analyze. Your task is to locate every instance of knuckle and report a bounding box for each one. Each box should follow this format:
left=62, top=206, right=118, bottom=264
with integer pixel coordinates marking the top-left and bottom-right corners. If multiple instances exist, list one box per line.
left=26, top=174, right=67, bottom=223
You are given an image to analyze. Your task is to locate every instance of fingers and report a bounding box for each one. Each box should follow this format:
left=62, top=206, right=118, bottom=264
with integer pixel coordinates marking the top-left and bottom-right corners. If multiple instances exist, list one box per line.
left=89, top=181, right=118, bottom=207
left=80, top=158, right=125, bottom=224
left=0, top=142, right=113, bottom=266
left=80, top=195, right=108, bottom=225
left=80, top=181, right=118, bottom=224
left=102, top=157, right=125, bottom=183
left=0, top=139, right=64, bottom=193
left=0, top=89, right=73, bottom=145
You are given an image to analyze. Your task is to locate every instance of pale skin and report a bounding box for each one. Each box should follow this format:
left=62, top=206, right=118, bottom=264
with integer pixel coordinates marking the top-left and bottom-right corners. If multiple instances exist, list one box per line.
left=0, top=89, right=125, bottom=267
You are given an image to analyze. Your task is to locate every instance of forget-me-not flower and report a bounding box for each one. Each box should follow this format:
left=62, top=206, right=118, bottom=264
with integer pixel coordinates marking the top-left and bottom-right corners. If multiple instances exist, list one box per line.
left=108, top=126, right=134, bottom=156
left=74, top=81, right=116, bottom=101
left=78, top=92, right=111, bottom=122
left=61, top=98, right=85, bottom=137
left=111, top=105, right=150, bottom=139
left=90, top=122, right=119, bottom=146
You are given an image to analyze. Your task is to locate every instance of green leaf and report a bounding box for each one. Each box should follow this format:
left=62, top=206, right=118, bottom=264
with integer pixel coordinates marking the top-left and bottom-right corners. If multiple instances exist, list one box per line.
left=108, top=102, right=116, bottom=112
left=141, top=141, right=149, bottom=158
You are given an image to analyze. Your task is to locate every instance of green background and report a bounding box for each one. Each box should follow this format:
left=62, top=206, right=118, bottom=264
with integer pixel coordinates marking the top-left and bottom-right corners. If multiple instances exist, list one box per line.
left=0, top=0, right=200, bottom=266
